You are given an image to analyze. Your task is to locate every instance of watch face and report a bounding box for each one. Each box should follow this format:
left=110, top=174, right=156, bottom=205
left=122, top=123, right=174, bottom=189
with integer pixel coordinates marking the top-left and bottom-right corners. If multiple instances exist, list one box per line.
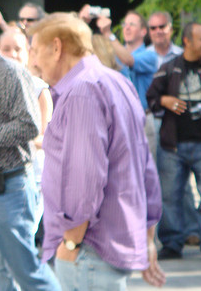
left=66, top=240, right=76, bottom=251
left=109, top=34, right=116, bottom=41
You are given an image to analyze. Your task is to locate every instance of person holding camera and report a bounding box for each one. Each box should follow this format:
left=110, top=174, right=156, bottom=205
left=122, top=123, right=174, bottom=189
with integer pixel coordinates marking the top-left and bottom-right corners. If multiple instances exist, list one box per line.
left=147, top=22, right=201, bottom=259
left=95, top=10, right=157, bottom=161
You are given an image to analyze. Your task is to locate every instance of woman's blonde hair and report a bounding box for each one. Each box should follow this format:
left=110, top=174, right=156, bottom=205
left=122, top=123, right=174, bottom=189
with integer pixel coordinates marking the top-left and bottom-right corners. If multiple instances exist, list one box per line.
left=28, top=12, right=93, bottom=56
left=92, top=34, right=120, bottom=71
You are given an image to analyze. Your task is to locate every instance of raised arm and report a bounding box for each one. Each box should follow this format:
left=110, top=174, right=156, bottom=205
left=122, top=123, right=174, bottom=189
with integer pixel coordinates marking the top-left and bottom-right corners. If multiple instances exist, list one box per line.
left=0, top=12, right=9, bottom=32
left=97, top=16, right=134, bottom=67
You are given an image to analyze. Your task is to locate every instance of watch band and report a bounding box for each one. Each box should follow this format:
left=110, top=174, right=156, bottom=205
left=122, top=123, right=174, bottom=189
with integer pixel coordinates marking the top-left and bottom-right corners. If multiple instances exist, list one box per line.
left=109, top=33, right=116, bottom=42
left=63, top=239, right=82, bottom=251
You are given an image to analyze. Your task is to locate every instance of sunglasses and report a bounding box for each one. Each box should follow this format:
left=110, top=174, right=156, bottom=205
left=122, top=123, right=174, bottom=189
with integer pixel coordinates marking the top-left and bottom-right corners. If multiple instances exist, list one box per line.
left=149, top=24, right=168, bottom=31
left=19, top=18, right=38, bottom=22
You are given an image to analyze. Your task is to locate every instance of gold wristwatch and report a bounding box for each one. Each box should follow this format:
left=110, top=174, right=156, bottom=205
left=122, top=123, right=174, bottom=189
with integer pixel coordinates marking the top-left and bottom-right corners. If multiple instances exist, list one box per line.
left=63, top=239, right=82, bottom=251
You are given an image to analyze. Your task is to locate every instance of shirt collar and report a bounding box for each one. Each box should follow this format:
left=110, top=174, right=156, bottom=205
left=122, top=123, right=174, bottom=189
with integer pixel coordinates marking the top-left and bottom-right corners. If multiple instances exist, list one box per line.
left=166, top=42, right=177, bottom=56
left=148, top=42, right=183, bottom=56
left=52, top=55, right=99, bottom=97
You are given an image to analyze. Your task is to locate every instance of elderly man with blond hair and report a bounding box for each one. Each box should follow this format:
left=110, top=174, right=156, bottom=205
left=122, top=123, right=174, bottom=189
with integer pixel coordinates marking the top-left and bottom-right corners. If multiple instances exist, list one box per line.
left=29, top=12, right=165, bottom=291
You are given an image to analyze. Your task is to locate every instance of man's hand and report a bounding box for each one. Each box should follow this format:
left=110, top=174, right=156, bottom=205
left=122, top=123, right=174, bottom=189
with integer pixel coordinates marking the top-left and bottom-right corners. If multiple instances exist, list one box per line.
left=142, top=241, right=166, bottom=287
left=96, top=16, right=112, bottom=37
left=161, top=95, right=187, bottom=115
left=56, top=221, right=88, bottom=262
left=78, top=4, right=92, bottom=23
left=96, top=16, right=134, bottom=67
left=0, top=12, right=9, bottom=31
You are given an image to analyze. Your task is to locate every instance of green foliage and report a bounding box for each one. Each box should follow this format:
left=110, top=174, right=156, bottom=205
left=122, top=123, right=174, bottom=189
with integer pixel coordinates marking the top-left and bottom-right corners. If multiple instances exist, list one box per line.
left=135, top=0, right=201, bottom=45
left=114, top=0, right=201, bottom=45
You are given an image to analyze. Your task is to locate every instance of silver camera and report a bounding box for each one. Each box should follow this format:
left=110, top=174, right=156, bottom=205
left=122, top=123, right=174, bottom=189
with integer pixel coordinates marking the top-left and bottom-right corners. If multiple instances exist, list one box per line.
left=89, top=6, right=111, bottom=18
left=189, top=103, right=201, bottom=120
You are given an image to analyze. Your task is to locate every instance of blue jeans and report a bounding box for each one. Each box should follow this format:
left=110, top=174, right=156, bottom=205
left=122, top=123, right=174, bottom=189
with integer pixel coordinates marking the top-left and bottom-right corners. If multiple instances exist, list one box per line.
left=0, top=166, right=62, bottom=291
left=155, top=118, right=200, bottom=240
left=158, top=142, right=201, bottom=252
left=55, top=244, right=131, bottom=291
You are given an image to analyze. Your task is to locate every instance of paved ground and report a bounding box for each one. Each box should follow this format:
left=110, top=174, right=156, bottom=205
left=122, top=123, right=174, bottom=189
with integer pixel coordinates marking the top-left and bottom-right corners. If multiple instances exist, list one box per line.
left=127, top=245, right=201, bottom=291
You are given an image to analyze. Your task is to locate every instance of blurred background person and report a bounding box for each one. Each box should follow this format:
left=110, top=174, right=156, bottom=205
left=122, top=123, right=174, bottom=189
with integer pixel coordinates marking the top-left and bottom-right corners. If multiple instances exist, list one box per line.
left=147, top=11, right=200, bottom=248
left=147, top=22, right=201, bottom=259
left=147, top=11, right=183, bottom=69
left=96, top=10, right=157, bottom=161
left=92, top=33, right=120, bottom=70
left=0, top=2, right=46, bottom=37
left=0, top=27, right=52, bottom=244
left=18, top=2, right=46, bottom=33
left=0, top=54, right=61, bottom=291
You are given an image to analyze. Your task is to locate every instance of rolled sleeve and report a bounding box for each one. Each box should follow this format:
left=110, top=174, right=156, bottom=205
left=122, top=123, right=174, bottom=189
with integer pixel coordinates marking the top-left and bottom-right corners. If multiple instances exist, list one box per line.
left=57, top=94, right=109, bottom=229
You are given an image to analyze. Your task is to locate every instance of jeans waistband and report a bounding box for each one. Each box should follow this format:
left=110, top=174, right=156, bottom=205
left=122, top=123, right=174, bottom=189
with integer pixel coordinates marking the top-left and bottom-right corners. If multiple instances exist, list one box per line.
left=4, top=168, right=26, bottom=179
left=2, top=163, right=31, bottom=179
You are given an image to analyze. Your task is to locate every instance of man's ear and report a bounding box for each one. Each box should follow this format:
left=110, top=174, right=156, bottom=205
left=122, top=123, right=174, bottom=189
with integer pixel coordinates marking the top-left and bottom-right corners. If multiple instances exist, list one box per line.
left=183, top=36, right=190, bottom=48
left=53, top=37, right=62, bottom=61
left=169, top=26, right=173, bottom=38
left=141, top=27, right=147, bottom=39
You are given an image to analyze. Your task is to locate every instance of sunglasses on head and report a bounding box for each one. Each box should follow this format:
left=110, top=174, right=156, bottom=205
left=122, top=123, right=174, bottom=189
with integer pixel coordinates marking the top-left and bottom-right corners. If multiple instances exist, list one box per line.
left=19, top=18, right=38, bottom=22
left=149, top=24, right=168, bottom=31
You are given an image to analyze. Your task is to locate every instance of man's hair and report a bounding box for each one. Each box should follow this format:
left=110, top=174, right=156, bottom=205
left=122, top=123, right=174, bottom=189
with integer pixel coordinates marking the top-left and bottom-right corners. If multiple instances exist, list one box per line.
left=18, top=2, right=46, bottom=20
left=181, top=22, right=200, bottom=46
left=148, top=11, right=173, bottom=26
left=28, top=12, right=93, bottom=56
left=124, top=11, right=147, bottom=29
left=0, top=29, right=28, bottom=47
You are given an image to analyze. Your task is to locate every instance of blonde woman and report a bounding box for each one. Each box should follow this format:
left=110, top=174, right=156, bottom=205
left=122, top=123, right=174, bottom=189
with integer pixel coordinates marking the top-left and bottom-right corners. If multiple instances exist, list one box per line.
left=92, top=33, right=120, bottom=70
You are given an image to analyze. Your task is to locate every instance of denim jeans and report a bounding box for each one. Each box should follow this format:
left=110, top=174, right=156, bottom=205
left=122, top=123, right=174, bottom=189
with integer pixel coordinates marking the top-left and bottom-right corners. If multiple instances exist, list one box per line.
left=0, top=166, right=62, bottom=291
left=155, top=118, right=200, bottom=240
left=0, top=253, right=19, bottom=291
left=55, top=244, right=131, bottom=291
left=157, top=142, right=201, bottom=252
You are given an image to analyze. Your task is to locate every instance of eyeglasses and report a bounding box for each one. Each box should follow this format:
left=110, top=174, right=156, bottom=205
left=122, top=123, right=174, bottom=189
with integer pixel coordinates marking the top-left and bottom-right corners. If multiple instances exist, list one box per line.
left=121, top=22, right=137, bottom=28
left=149, top=24, right=168, bottom=31
left=19, top=18, right=38, bottom=22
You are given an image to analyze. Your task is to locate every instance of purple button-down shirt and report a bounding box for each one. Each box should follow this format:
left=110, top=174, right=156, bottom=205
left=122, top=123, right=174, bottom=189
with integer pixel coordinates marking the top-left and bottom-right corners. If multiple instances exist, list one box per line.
left=42, top=55, right=162, bottom=270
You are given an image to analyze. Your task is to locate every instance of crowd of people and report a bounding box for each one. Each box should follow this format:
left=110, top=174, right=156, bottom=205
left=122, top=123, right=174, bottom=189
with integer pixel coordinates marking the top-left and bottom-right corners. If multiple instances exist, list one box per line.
left=0, top=2, right=200, bottom=291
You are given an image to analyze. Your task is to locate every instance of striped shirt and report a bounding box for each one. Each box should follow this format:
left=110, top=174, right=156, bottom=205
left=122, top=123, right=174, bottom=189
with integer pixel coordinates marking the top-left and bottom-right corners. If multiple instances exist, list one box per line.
left=42, top=55, right=162, bottom=270
left=0, top=56, right=40, bottom=171
left=147, top=42, right=183, bottom=69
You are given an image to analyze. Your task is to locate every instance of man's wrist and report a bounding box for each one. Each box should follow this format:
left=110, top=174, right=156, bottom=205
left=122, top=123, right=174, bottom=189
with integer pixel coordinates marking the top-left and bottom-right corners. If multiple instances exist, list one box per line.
left=160, top=96, right=166, bottom=107
left=108, top=33, right=116, bottom=42
left=63, top=239, right=82, bottom=251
